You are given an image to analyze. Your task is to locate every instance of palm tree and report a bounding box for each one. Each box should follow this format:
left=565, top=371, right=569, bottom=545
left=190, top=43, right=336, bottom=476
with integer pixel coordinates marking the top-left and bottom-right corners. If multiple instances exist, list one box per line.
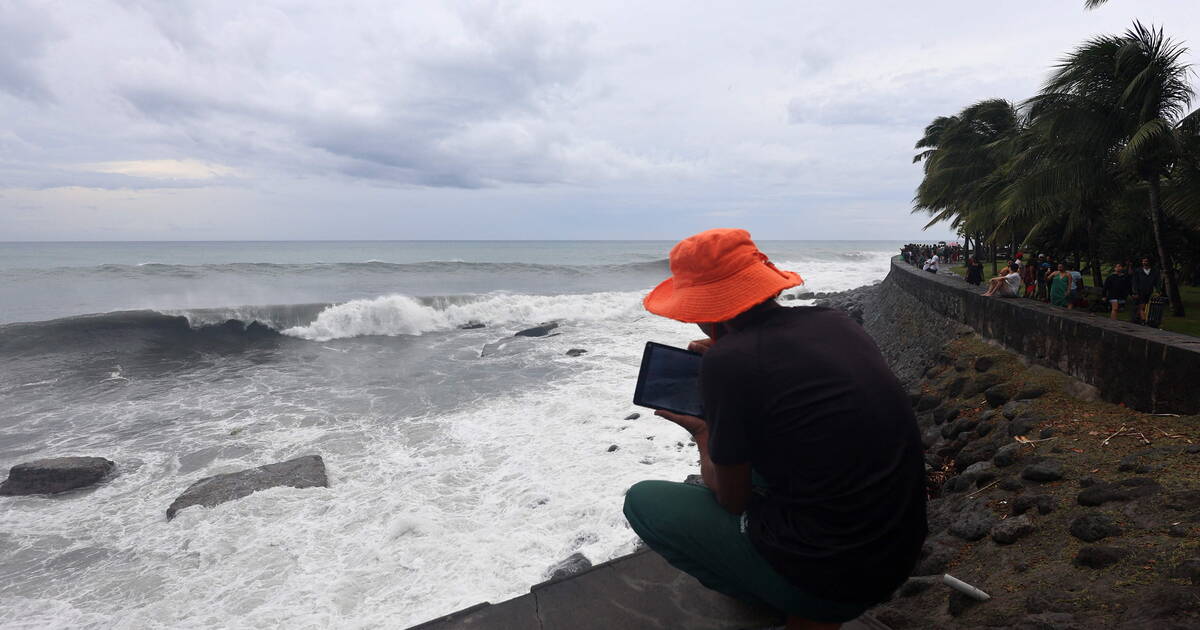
left=1040, top=22, right=1192, bottom=315
left=913, top=100, right=1023, bottom=275
left=1085, top=0, right=1109, bottom=8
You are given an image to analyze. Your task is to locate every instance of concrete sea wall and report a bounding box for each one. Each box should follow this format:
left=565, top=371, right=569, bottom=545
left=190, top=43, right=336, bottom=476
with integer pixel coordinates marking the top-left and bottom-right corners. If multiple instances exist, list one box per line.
left=879, top=257, right=1200, bottom=414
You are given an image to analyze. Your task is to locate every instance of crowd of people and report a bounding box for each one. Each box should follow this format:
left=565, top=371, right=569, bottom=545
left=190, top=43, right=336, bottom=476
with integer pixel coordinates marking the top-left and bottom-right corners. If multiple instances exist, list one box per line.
left=900, top=243, right=965, bottom=273
left=903, top=247, right=1168, bottom=327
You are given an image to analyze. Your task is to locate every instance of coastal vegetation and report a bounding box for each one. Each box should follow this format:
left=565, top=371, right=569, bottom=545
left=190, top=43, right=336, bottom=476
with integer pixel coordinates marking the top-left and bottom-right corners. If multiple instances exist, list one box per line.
left=912, top=22, right=1200, bottom=317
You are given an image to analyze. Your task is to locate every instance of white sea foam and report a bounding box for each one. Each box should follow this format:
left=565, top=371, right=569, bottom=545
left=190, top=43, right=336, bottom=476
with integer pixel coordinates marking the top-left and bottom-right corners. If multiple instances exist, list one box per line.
left=282, top=291, right=646, bottom=341
left=0, top=244, right=900, bottom=628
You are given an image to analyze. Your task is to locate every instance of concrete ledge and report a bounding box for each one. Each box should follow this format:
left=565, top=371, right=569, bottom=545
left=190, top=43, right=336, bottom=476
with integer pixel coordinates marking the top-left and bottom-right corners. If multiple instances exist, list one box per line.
left=889, top=258, right=1200, bottom=414
left=407, top=549, right=889, bottom=629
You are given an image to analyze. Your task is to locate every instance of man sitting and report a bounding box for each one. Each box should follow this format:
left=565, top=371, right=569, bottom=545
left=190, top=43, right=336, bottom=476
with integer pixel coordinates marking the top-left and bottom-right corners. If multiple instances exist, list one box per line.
left=623, top=229, right=927, bottom=630
left=983, top=266, right=1021, bottom=297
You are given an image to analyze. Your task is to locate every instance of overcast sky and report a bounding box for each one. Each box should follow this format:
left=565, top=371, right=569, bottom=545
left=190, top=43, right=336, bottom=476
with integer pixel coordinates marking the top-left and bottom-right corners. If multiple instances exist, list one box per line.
left=2, top=1, right=1199, bottom=241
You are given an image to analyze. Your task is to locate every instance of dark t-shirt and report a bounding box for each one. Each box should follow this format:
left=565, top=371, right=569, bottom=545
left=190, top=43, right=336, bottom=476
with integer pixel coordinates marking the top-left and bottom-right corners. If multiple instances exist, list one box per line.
left=1104, top=273, right=1132, bottom=300
left=701, top=305, right=927, bottom=604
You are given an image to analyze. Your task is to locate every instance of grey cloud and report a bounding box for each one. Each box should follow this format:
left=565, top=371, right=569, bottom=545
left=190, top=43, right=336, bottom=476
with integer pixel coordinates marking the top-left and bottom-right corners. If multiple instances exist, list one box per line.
left=0, top=2, right=60, bottom=102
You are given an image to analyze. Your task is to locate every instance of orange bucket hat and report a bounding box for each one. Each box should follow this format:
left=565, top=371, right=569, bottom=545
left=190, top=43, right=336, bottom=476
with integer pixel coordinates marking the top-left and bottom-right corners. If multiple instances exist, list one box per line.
left=643, top=228, right=803, bottom=323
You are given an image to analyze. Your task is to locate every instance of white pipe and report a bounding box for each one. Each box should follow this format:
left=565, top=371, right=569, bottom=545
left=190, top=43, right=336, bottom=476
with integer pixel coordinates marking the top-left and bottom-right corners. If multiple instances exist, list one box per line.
left=942, top=574, right=991, bottom=601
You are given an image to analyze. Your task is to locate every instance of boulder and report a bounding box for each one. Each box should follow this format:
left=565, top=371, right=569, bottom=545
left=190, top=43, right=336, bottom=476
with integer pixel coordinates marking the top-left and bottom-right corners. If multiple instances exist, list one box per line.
left=545, top=552, right=592, bottom=580
left=1069, top=513, right=1123, bottom=542
left=1002, top=401, right=1030, bottom=420
left=1011, top=494, right=1057, bottom=516
left=624, top=413, right=640, bottom=420
left=999, top=477, right=1025, bottom=491
left=1117, top=447, right=1176, bottom=474
left=913, top=536, right=959, bottom=575
left=565, top=348, right=588, bottom=357
left=1170, top=558, right=1200, bottom=584
left=1163, top=490, right=1200, bottom=511
left=955, top=439, right=999, bottom=470
left=915, top=394, right=942, bottom=412
left=992, top=513, right=1035, bottom=544
left=1008, top=415, right=1039, bottom=437
left=458, top=321, right=485, bottom=330
left=606, top=444, right=619, bottom=453
left=1016, top=385, right=1047, bottom=400
left=514, top=322, right=559, bottom=337
left=993, top=442, right=1023, bottom=467
left=897, top=575, right=939, bottom=597
left=1021, top=458, right=1064, bottom=483
left=0, top=457, right=116, bottom=496
left=966, top=372, right=1003, bottom=397
left=1073, top=545, right=1128, bottom=569
left=949, top=507, right=998, bottom=541
left=166, top=455, right=327, bottom=520
left=961, top=461, right=997, bottom=485
left=974, top=357, right=995, bottom=373
left=1076, top=478, right=1161, bottom=507
left=984, top=384, right=1011, bottom=408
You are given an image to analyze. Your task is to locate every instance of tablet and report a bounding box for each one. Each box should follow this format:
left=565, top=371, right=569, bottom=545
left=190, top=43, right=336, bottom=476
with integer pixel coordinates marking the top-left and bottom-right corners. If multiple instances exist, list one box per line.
left=633, top=341, right=705, bottom=418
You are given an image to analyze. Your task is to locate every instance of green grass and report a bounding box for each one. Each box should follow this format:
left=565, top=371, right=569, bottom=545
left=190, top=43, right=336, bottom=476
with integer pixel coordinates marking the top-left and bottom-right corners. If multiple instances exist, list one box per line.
left=944, top=262, right=1200, bottom=338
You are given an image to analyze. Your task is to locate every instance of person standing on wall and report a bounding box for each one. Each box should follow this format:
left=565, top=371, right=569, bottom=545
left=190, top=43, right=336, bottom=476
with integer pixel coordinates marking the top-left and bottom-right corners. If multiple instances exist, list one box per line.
left=965, top=256, right=984, bottom=286
left=1131, top=257, right=1161, bottom=324
left=623, top=229, right=927, bottom=630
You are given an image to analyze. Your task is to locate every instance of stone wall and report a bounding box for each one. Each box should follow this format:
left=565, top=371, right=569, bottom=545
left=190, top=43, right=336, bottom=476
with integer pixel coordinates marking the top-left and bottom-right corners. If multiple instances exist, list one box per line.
left=885, top=258, right=1200, bottom=414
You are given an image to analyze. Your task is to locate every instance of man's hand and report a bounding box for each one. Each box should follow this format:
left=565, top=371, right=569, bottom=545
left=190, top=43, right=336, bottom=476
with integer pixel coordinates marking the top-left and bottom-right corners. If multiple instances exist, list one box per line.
left=654, top=409, right=706, bottom=437
left=688, top=338, right=714, bottom=354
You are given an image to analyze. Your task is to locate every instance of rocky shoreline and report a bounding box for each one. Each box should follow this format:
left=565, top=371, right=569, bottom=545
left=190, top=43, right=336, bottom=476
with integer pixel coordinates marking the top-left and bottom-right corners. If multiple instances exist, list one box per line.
left=822, top=279, right=1200, bottom=629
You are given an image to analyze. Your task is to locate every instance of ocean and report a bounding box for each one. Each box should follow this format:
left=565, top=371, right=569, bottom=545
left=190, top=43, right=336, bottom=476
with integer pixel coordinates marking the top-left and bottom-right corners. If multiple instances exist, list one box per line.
left=0, top=240, right=900, bottom=628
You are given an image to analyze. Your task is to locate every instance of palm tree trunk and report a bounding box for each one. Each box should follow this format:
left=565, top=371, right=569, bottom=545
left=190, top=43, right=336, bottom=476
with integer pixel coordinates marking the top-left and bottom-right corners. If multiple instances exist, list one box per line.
left=1086, top=213, right=1103, bottom=289
left=991, top=238, right=998, bottom=276
left=1146, top=176, right=1185, bottom=316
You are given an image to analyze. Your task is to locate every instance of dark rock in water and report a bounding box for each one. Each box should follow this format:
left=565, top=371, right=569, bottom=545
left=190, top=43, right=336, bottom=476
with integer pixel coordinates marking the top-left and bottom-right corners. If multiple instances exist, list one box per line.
left=1011, top=493, right=1057, bottom=516
left=624, top=413, right=640, bottom=420
left=683, top=474, right=707, bottom=488
left=606, top=445, right=619, bottom=453
left=984, top=384, right=1011, bottom=408
left=1076, top=478, right=1161, bottom=506
left=992, top=513, right=1035, bottom=544
left=1021, top=458, right=1064, bottom=482
left=974, top=356, right=994, bottom=373
left=1070, top=513, right=1122, bottom=542
left=459, top=321, right=485, bottom=330
left=166, top=455, right=327, bottom=520
left=514, top=322, right=559, bottom=337
left=545, top=552, right=592, bottom=580
left=565, top=348, right=588, bottom=357
left=949, top=507, right=997, bottom=541
left=1073, top=545, right=1128, bottom=569
left=0, top=457, right=116, bottom=495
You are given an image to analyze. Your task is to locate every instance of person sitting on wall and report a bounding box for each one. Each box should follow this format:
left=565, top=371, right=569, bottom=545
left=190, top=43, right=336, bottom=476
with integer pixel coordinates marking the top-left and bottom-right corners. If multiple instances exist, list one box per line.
left=983, top=266, right=1021, bottom=298
left=1103, top=263, right=1133, bottom=320
left=623, top=229, right=927, bottom=630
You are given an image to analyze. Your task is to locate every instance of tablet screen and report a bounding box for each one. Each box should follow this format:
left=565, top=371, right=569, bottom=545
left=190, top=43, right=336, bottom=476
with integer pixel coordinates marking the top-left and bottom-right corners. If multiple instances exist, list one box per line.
left=633, top=342, right=704, bottom=417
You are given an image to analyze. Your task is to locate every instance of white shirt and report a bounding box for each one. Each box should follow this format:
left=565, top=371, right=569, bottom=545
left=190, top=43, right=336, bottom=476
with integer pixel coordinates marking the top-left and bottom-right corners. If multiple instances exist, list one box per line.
left=927, top=255, right=939, bottom=271
left=1004, top=272, right=1022, bottom=295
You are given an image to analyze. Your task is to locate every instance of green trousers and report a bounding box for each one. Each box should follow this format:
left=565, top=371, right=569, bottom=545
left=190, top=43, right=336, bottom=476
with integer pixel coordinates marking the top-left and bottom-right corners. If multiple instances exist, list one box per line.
left=622, top=480, right=869, bottom=624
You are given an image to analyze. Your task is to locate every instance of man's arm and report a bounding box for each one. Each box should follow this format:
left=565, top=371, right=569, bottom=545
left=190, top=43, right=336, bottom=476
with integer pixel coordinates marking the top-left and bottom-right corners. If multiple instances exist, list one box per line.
left=655, top=411, right=754, bottom=514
